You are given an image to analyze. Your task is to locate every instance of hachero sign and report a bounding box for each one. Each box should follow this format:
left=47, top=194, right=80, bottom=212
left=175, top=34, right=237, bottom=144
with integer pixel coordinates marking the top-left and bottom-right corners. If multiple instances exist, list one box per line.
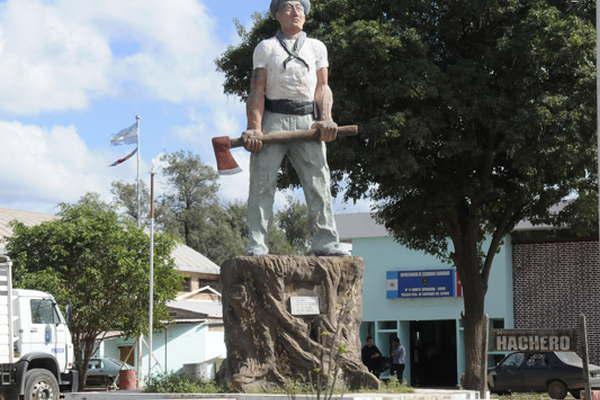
left=492, top=329, right=578, bottom=352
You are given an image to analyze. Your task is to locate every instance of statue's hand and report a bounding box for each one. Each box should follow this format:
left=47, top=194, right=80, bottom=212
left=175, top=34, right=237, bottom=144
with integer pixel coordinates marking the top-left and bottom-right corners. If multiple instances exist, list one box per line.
left=243, top=129, right=264, bottom=153
left=313, top=120, right=338, bottom=143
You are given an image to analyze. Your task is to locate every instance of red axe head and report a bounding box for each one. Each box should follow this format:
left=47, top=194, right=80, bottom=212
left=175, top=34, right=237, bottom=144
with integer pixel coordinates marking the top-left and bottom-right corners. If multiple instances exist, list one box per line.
left=212, top=136, right=242, bottom=175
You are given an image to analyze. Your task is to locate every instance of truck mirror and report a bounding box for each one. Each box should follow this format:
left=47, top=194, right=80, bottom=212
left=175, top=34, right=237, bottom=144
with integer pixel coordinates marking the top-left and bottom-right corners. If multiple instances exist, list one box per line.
left=65, top=303, right=73, bottom=324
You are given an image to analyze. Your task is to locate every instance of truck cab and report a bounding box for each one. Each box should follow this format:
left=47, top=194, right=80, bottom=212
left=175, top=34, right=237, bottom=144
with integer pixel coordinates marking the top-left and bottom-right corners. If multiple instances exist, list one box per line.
left=0, top=255, right=78, bottom=400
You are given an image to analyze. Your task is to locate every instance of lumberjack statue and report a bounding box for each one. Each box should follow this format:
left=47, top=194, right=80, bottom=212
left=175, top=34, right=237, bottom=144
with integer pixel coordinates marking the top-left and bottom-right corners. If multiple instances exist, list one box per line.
left=213, top=0, right=354, bottom=257
left=215, top=3, right=378, bottom=390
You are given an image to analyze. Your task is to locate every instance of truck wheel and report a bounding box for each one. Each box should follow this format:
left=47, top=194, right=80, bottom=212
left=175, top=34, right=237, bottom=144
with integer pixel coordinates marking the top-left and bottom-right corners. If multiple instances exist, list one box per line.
left=547, top=380, right=567, bottom=400
left=24, top=369, right=60, bottom=400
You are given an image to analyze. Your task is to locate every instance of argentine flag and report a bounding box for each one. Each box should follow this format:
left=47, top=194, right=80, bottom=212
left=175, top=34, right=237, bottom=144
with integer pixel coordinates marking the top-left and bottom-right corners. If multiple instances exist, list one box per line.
left=110, top=123, right=138, bottom=146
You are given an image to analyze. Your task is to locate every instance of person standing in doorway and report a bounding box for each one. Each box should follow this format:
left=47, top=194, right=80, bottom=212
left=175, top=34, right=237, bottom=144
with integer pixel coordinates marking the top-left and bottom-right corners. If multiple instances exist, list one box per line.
left=361, top=336, right=383, bottom=378
left=390, top=337, right=406, bottom=383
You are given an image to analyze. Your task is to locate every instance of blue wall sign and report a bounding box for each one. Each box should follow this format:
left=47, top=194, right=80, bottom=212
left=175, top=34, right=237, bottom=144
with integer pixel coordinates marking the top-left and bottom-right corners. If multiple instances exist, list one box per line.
left=387, top=269, right=457, bottom=299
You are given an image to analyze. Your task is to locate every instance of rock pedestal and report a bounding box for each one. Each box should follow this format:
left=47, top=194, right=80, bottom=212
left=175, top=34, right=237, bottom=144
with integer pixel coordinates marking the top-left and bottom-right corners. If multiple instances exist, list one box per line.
left=220, top=255, right=378, bottom=392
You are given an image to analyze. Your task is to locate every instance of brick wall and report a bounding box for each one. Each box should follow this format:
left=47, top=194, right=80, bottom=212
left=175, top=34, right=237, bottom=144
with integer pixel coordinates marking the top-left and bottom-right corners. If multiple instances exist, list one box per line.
left=513, top=240, right=600, bottom=364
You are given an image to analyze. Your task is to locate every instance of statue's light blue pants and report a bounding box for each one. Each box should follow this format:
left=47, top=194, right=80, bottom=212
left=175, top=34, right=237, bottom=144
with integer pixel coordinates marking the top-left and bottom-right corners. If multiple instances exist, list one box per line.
left=247, top=111, right=340, bottom=255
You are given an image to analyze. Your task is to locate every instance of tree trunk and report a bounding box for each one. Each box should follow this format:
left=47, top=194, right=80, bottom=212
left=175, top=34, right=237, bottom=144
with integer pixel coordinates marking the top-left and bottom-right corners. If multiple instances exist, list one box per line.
left=219, top=255, right=379, bottom=392
left=74, top=333, right=99, bottom=389
left=460, top=269, right=486, bottom=390
left=451, top=220, right=488, bottom=390
left=72, top=335, right=84, bottom=389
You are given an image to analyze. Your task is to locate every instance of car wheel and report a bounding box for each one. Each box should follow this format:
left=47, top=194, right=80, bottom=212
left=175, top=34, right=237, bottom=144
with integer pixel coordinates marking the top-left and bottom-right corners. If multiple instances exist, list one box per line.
left=569, top=389, right=582, bottom=399
left=547, top=380, right=568, bottom=400
left=24, top=368, right=60, bottom=400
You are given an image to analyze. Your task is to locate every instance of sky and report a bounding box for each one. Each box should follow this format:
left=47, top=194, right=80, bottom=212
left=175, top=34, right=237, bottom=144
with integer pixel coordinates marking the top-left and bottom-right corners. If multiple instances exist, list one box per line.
left=0, top=0, right=371, bottom=215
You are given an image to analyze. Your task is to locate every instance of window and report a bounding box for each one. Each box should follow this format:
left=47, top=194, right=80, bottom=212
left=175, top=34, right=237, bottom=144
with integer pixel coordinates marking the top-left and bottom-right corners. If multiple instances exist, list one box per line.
left=488, top=318, right=505, bottom=351
left=378, top=321, right=397, bottom=330
left=492, top=319, right=505, bottom=329
left=198, top=279, right=211, bottom=289
left=88, top=360, right=102, bottom=370
left=491, top=354, right=505, bottom=366
left=556, top=351, right=582, bottom=365
left=501, top=352, right=525, bottom=368
left=524, top=353, right=547, bottom=368
left=182, top=278, right=192, bottom=292
left=31, top=299, right=59, bottom=324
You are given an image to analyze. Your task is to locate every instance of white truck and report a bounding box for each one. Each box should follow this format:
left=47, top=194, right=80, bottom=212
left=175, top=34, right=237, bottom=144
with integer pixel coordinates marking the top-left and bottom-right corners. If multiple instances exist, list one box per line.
left=0, top=254, right=78, bottom=400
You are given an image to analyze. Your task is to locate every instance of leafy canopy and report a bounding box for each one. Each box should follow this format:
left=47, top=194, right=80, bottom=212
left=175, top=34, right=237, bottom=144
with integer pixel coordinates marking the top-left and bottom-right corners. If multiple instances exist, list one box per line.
left=217, top=0, right=595, bottom=388
left=7, top=193, right=181, bottom=339
left=218, top=0, right=596, bottom=262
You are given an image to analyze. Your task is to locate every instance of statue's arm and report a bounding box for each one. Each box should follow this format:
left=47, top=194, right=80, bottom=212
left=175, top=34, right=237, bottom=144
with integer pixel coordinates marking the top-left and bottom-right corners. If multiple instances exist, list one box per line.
left=244, top=68, right=267, bottom=153
left=314, top=67, right=334, bottom=122
left=313, top=67, right=337, bottom=142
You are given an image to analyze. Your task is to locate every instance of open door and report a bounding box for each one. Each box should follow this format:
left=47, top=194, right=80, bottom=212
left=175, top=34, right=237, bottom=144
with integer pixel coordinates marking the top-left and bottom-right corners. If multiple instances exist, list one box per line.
left=410, top=320, right=457, bottom=387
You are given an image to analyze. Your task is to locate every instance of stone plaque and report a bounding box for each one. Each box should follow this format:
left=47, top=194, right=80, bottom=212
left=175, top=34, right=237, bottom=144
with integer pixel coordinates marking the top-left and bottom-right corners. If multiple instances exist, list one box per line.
left=290, top=296, right=320, bottom=316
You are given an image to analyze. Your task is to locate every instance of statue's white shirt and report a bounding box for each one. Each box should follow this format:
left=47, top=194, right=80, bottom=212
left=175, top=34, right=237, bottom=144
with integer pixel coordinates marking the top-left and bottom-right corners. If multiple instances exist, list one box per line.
left=253, top=35, right=329, bottom=102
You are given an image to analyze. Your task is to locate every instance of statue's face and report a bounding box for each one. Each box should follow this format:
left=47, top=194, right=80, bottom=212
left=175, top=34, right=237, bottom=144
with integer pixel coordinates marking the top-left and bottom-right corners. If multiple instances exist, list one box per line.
left=276, top=1, right=306, bottom=32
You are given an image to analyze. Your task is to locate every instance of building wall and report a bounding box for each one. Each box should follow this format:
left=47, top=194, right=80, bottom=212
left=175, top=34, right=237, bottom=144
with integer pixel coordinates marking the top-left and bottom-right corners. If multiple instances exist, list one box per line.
left=513, top=240, right=600, bottom=364
left=101, top=322, right=227, bottom=379
left=353, top=235, right=514, bottom=384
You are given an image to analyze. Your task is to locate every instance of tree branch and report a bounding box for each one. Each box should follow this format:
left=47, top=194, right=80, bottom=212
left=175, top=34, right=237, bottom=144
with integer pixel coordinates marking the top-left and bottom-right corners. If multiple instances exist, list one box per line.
left=480, top=210, right=522, bottom=291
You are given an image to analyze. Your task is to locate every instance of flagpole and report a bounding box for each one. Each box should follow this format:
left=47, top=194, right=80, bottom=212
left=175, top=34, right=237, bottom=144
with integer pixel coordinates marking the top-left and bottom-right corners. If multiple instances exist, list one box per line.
left=135, top=114, right=142, bottom=387
left=136, top=115, right=141, bottom=228
left=148, top=168, right=155, bottom=379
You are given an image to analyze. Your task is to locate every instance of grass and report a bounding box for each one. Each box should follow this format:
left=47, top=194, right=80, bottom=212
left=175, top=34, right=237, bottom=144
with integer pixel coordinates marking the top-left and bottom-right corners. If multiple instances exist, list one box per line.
left=280, top=377, right=413, bottom=395
left=144, top=373, right=413, bottom=395
left=354, top=378, right=414, bottom=393
left=144, top=373, right=228, bottom=393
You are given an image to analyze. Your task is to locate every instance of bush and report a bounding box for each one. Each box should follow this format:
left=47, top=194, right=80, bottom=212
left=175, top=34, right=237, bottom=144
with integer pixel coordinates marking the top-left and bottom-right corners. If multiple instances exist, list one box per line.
left=144, top=373, right=226, bottom=393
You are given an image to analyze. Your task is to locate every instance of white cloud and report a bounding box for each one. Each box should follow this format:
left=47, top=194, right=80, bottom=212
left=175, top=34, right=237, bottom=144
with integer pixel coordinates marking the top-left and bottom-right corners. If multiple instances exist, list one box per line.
left=0, top=0, right=228, bottom=115
left=0, top=0, right=113, bottom=114
left=0, top=0, right=373, bottom=216
left=66, top=0, right=225, bottom=104
left=216, top=149, right=251, bottom=203
left=0, top=120, right=136, bottom=210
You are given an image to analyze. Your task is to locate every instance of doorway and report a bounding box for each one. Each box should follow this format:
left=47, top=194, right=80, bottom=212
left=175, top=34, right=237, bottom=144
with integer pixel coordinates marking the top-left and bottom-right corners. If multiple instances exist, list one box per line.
left=409, top=320, right=457, bottom=387
left=119, top=345, right=135, bottom=366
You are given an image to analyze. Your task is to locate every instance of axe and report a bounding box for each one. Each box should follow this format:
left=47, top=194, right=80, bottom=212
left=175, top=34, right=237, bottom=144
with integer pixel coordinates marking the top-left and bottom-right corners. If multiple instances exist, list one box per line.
left=212, top=125, right=359, bottom=175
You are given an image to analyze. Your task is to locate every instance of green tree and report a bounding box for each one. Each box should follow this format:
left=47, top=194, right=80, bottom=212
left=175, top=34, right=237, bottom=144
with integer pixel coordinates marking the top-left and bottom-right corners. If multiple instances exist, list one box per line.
left=217, top=0, right=596, bottom=388
left=158, top=151, right=247, bottom=265
left=6, top=194, right=181, bottom=388
left=277, top=197, right=311, bottom=255
left=111, top=180, right=150, bottom=224
left=222, top=200, right=310, bottom=255
left=111, top=158, right=311, bottom=263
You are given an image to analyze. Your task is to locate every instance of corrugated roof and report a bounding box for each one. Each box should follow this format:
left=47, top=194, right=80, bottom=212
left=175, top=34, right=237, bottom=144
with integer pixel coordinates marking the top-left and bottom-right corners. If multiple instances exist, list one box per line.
left=172, top=243, right=220, bottom=275
left=335, top=213, right=388, bottom=241
left=0, top=208, right=57, bottom=242
left=336, top=211, right=561, bottom=241
left=0, top=208, right=220, bottom=276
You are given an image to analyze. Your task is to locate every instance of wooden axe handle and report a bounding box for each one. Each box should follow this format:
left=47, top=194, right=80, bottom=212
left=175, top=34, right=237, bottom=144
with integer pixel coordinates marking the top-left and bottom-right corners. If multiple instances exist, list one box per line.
left=230, top=125, right=359, bottom=148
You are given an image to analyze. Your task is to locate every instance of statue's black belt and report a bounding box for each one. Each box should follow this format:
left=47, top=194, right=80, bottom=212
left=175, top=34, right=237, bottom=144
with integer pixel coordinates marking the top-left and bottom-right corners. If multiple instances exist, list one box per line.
left=265, top=98, right=315, bottom=116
